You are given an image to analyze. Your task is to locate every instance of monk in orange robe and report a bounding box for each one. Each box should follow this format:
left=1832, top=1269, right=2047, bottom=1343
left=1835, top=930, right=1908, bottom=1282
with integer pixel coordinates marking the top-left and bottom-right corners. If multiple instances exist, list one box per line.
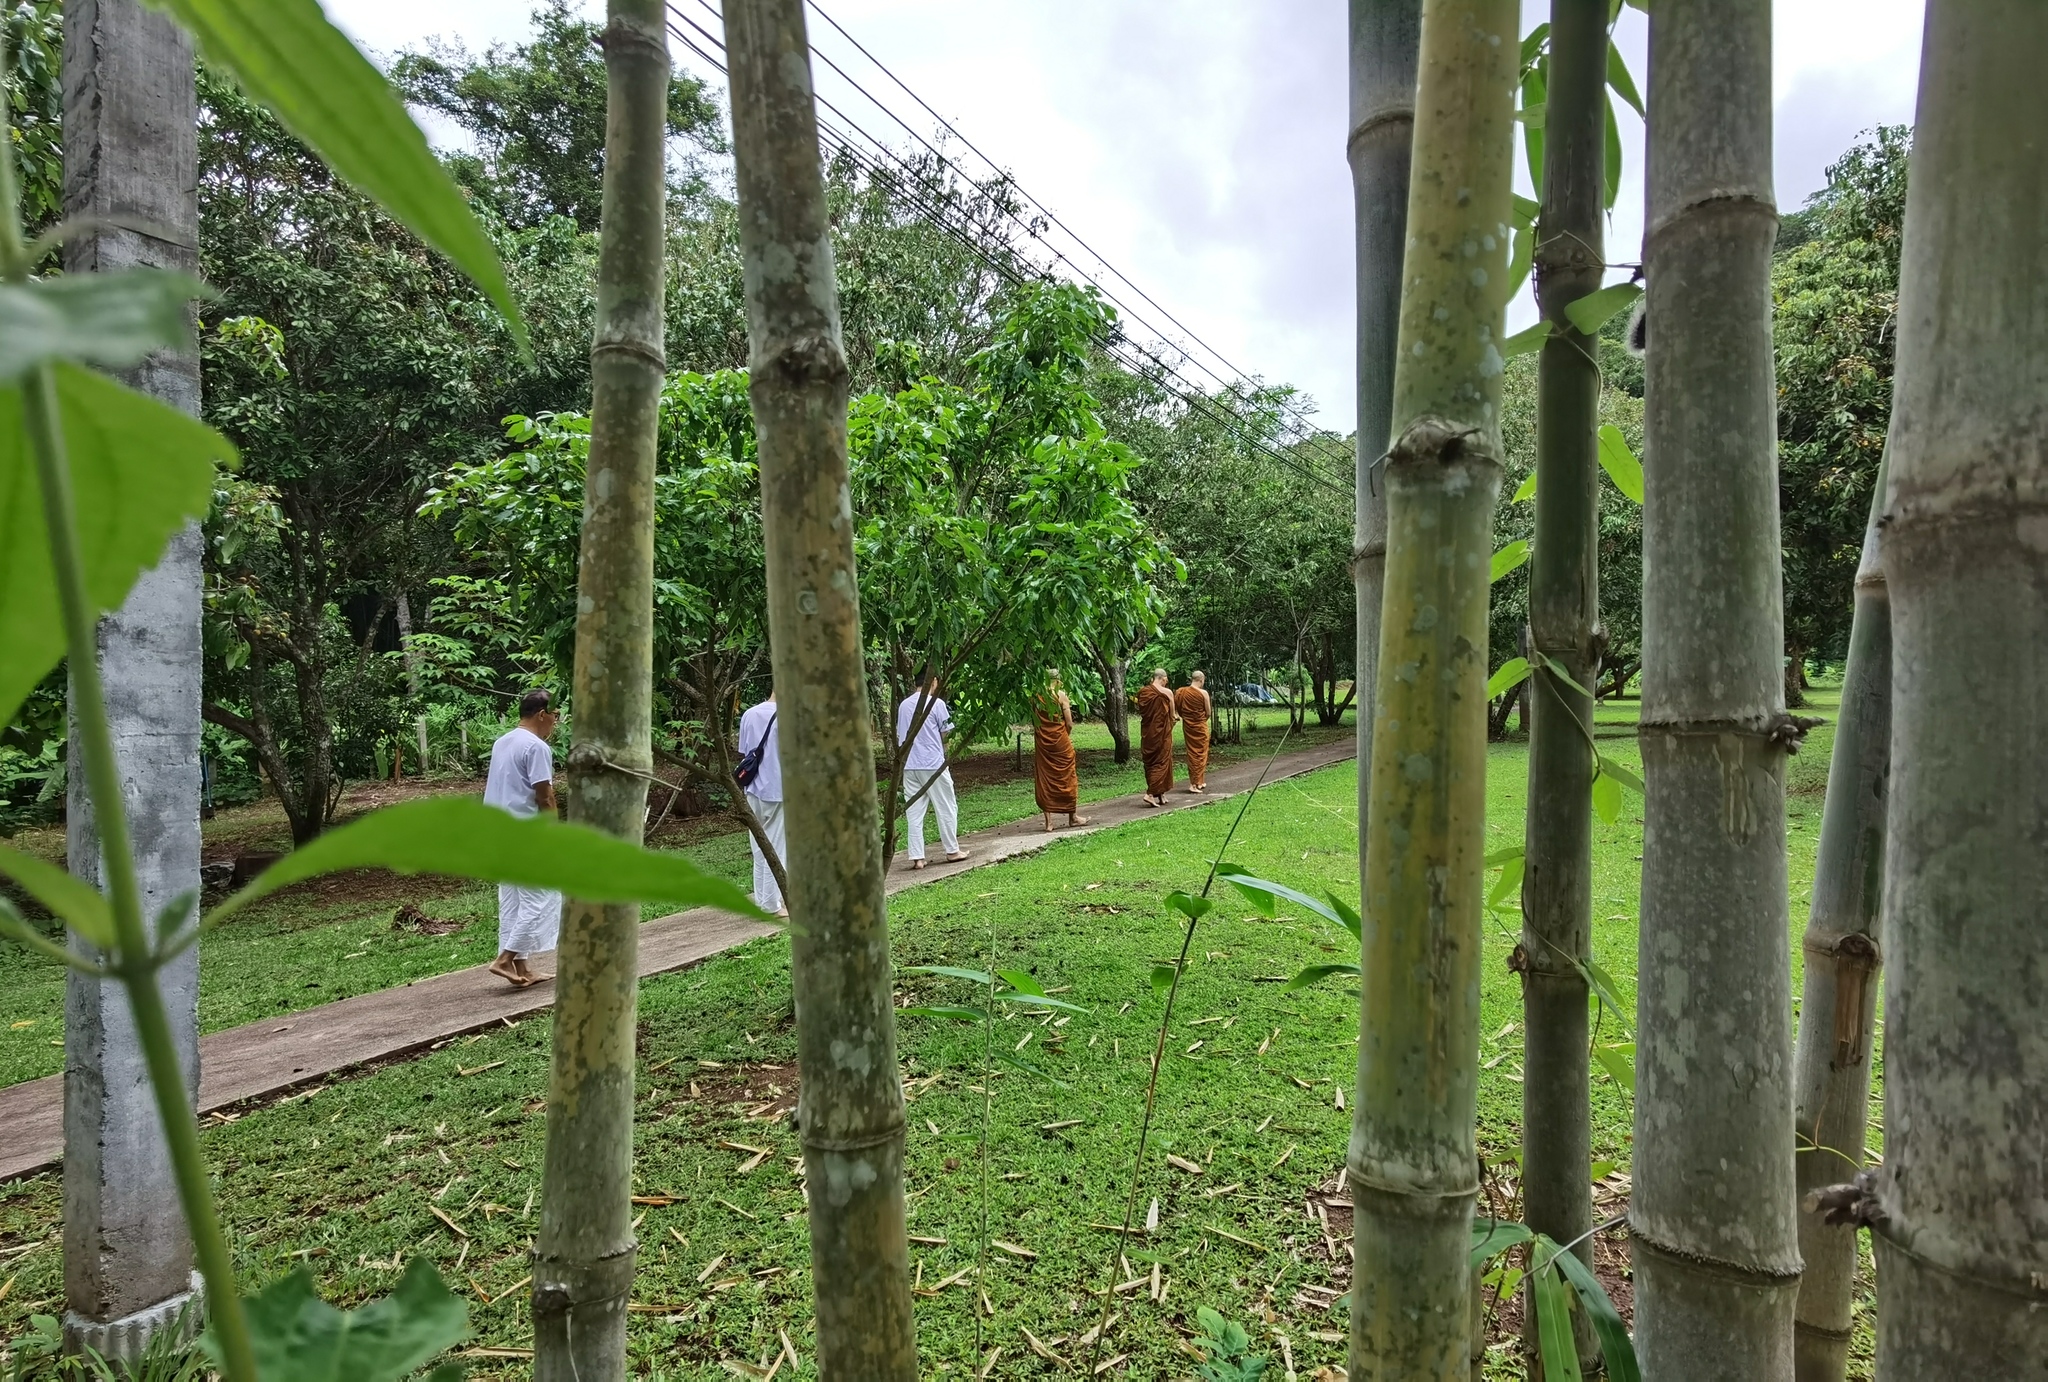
left=1136, top=667, right=1177, bottom=806
left=1033, top=671, right=1087, bottom=832
left=1175, top=670, right=1213, bottom=793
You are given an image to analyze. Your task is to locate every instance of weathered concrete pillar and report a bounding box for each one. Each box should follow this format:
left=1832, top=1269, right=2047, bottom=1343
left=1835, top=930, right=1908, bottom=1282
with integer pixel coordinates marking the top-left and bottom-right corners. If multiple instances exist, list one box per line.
left=61, top=0, right=205, bottom=1358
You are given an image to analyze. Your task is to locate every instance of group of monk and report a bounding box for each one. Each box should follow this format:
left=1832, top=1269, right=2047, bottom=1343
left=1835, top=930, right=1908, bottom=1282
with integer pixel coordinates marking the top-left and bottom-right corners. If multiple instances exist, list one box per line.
left=1030, top=667, right=1213, bottom=831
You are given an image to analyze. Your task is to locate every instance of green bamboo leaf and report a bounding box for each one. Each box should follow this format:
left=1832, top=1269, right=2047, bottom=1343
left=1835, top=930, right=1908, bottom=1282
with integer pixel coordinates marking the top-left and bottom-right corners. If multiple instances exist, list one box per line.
left=1581, top=957, right=1634, bottom=1028
left=1487, top=657, right=1532, bottom=699
left=1591, top=769, right=1623, bottom=824
left=1512, top=193, right=1540, bottom=230
left=1533, top=1248, right=1585, bottom=1382
left=1164, top=890, right=1214, bottom=921
left=1471, top=1217, right=1532, bottom=1270
left=1501, top=224, right=1536, bottom=309
left=996, top=1049, right=1068, bottom=1086
left=1603, top=98, right=1622, bottom=210
left=1487, top=854, right=1525, bottom=909
left=996, top=969, right=1047, bottom=996
left=1151, top=962, right=1180, bottom=996
left=0, top=271, right=210, bottom=382
left=1592, top=1042, right=1636, bottom=1093
left=1521, top=61, right=1548, bottom=198
left=204, top=797, right=768, bottom=926
left=1512, top=470, right=1537, bottom=502
left=1550, top=1235, right=1643, bottom=1382
left=1491, top=540, right=1531, bottom=583
left=0, top=364, right=233, bottom=729
left=1519, top=21, right=1550, bottom=69
left=1564, top=283, right=1643, bottom=336
left=1283, top=963, right=1361, bottom=993
left=1597, top=424, right=1645, bottom=503
left=1515, top=100, right=1547, bottom=128
left=1595, top=752, right=1645, bottom=795
left=1484, top=845, right=1526, bottom=868
left=1215, top=868, right=1342, bottom=928
left=1531, top=651, right=1594, bottom=699
left=1324, top=890, right=1363, bottom=943
left=900, top=1005, right=985, bottom=1023
left=996, top=992, right=1088, bottom=1014
left=1504, top=321, right=1551, bottom=359
left=1607, top=40, right=1644, bottom=117
left=211, top=1258, right=467, bottom=1382
left=0, top=842, right=115, bottom=947
left=906, top=964, right=998, bottom=987
left=145, top=0, right=528, bottom=355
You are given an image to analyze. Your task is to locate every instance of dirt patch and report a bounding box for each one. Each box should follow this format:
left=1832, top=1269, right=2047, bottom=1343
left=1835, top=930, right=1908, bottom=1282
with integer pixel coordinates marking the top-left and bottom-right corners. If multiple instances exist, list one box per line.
left=393, top=902, right=468, bottom=937
left=663, top=1059, right=801, bottom=1123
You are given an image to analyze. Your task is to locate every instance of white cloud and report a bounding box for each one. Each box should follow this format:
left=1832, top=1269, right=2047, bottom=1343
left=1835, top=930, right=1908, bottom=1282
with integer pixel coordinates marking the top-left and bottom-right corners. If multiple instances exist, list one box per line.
left=324, top=0, right=1924, bottom=434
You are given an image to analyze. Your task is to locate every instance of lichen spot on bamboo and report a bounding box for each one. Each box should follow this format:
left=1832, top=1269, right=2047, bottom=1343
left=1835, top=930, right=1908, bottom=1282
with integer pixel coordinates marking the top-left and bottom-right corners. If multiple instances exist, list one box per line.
left=817, top=1152, right=880, bottom=1208
left=830, top=1036, right=875, bottom=1076
left=777, top=49, right=812, bottom=98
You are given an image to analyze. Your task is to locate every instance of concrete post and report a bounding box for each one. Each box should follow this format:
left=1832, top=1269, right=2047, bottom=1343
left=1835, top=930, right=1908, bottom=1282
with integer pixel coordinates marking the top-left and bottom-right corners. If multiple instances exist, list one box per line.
left=60, top=0, right=205, bottom=1358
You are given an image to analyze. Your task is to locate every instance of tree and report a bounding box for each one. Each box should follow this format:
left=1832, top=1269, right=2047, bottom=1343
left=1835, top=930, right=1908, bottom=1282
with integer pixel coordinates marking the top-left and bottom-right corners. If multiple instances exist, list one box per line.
left=1349, top=0, right=1514, bottom=1372
left=722, top=0, right=918, bottom=1374
left=1773, top=128, right=1906, bottom=704
left=1788, top=457, right=1889, bottom=1382
left=529, top=2, right=666, bottom=1378
left=1867, top=3, right=2048, bottom=1370
left=1632, top=3, right=1801, bottom=1374
left=390, top=0, right=722, bottom=235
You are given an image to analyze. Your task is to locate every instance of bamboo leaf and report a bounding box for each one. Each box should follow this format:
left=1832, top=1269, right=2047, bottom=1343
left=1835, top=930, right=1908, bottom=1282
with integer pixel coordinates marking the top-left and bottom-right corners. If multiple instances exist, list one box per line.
left=1151, top=962, right=1181, bottom=996
left=1521, top=61, right=1548, bottom=198
left=1606, top=41, right=1644, bottom=117
left=1594, top=752, right=1645, bottom=795
left=1591, top=770, right=1623, bottom=824
left=1324, top=890, right=1362, bottom=944
left=997, top=992, right=1088, bottom=1014
left=0, top=364, right=233, bottom=728
left=0, top=271, right=210, bottom=382
left=1581, top=957, right=1634, bottom=1025
left=204, top=797, right=768, bottom=926
left=0, top=843, right=115, bottom=948
left=996, top=969, right=1047, bottom=997
left=1564, top=283, right=1642, bottom=336
left=906, top=965, right=998, bottom=987
left=1532, top=1250, right=1585, bottom=1382
left=1283, top=963, right=1361, bottom=992
left=1214, top=868, right=1343, bottom=928
left=1512, top=470, right=1537, bottom=502
left=1484, top=846, right=1525, bottom=868
left=1603, top=98, right=1622, bottom=210
left=145, top=0, right=528, bottom=355
left=1163, top=890, right=1214, bottom=921
left=1470, top=1217, right=1532, bottom=1270
left=1487, top=854, right=1525, bottom=909
left=1504, top=321, right=1551, bottom=359
left=1487, top=658, right=1532, bottom=699
left=1531, top=651, right=1594, bottom=699
left=1491, top=540, right=1531, bottom=583
left=1512, top=193, right=1540, bottom=230
left=1515, top=101, right=1547, bottom=128
left=1502, top=224, right=1536, bottom=308
left=1597, top=423, right=1645, bottom=502
left=1592, top=1042, right=1636, bottom=1093
left=1550, top=1236, right=1643, bottom=1382
left=1519, top=22, right=1550, bottom=69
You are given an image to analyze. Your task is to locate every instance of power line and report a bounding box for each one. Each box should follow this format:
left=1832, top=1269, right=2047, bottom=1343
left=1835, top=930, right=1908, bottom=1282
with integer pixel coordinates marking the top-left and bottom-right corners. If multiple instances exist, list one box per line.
left=661, top=8, right=1349, bottom=497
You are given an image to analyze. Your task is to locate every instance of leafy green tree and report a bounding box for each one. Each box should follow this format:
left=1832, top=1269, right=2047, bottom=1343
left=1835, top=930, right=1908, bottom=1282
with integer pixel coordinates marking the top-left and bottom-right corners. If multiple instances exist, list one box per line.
left=1, top=0, right=59, bottom=240
left=1773, top=126, right=1907, bottom=703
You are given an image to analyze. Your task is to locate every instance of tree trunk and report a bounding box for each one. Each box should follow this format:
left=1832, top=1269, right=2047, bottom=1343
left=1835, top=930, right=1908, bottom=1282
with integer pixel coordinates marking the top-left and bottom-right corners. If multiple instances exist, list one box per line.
left=530, top=4, right=665, bottom=1378
left=395, top=590, right=429, bottom=771
left=1872, top=4, right=2048, bottom=1370
left=1633, top=5, right=1800, bottom=1375
left=1098, top=653, right=1131, bottom=763
left=1789, top=456, right=1889, bottom=1382
left=1784, top=642, right=1808, bottom=709
left=1349, top=0, right=1510, bottom=1374
left=1519, top=0, right=1604, bottom=1355
left=722, top=2, right=919, bottom=1376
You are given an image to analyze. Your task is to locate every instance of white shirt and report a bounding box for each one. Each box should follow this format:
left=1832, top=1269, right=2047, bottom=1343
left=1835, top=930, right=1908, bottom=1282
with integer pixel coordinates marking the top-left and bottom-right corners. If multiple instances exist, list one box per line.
left=737, top=699, right=782, bottom=801
left=484, top=726, right=553, bottom=819
left=896, top=694, right=953, bottom=772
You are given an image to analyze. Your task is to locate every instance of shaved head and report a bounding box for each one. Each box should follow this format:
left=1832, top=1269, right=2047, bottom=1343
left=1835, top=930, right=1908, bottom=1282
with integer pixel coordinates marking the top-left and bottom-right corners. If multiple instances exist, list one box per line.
left=1191, top=671, right=1206, bottom=685
left=1150, top=667, right=1168, bottom=682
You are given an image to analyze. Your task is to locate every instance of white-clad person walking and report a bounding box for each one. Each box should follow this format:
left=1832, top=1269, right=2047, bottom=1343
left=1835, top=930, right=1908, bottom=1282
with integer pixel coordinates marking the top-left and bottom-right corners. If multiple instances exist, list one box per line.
left=896, top=677, right=969, bottom=870
left=485, top=688, right=562, bottom=986
left=735, top=690, right=788, bottom=917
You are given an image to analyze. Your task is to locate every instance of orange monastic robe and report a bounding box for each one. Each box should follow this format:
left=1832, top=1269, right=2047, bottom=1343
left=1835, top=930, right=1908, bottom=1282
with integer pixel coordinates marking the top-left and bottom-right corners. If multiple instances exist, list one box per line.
left=1033, top=697, right=1079, bottom=813
left=1175, top=685, right=1211, bottom=788
left=1137, top=683, right=1175, bottom=797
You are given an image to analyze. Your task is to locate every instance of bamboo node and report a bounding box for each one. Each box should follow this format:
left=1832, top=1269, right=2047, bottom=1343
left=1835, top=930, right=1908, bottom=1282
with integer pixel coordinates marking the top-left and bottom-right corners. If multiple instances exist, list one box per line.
left=1389, top=414, right=1495, bottom=471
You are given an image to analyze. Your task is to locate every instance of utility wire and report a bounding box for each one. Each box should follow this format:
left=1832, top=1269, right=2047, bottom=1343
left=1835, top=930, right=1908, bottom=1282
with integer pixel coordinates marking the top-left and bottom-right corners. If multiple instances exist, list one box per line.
left=663, top=7, right=1349, bottom=497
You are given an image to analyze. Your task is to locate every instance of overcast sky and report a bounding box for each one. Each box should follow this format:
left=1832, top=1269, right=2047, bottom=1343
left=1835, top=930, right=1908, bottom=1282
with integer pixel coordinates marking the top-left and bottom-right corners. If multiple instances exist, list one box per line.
left=328, top=0, right=1927, bottom=435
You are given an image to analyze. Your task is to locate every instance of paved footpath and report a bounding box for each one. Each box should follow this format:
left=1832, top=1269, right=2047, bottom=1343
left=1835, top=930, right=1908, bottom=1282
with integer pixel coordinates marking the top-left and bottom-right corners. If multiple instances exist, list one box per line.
left=0, top=737, right=1354, bottom=1181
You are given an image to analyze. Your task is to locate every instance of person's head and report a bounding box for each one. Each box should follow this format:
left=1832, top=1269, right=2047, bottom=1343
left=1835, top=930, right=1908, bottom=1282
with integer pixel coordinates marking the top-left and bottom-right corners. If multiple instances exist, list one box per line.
left=1151, top=667, right=1169, bottom=686
left=1191, top=670, right=1206, bottom=687
left=1046, top=666, right=1063, bottom=690
left=518, top=688, right=559, bottom=740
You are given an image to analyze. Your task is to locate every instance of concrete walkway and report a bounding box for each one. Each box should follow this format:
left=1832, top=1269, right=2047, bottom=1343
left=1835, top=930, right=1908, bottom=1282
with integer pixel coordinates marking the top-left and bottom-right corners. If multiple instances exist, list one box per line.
left=0, top=737, right=1354, bottom=1181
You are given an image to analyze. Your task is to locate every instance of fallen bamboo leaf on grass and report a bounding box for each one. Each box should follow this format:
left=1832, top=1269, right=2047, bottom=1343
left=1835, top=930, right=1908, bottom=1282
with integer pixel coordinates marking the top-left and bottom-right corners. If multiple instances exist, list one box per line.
left=1166, top=1153, right=1204, bottom=1175
left=909, top=1233, right=947, bottom=1246
left=1206, top=1224, right=1269, bottom=1253
left=428, top=1205, right=468, bottom=1238
left=456, top=1061, right=503, bottom=1076
left=695, top=1255, right=727, bottom=1284
left=991, top=1240, right=1038, bottom=1260
left=1022, top=1327, right=1064, bottom=1364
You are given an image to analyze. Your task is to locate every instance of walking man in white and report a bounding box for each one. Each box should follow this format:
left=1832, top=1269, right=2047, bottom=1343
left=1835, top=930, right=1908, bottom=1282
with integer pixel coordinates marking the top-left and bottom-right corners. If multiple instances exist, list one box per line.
left=736, top=691, right=788, bottom=917
left=897, top=677, right=968, bottom=870
left=485, top=689, right=560, bottom=986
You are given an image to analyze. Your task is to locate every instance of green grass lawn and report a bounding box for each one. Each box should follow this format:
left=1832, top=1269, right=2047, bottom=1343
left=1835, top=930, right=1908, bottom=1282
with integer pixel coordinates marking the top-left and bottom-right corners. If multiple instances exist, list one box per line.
left=0, top=689, right=1872, bottom=1378
left=0, top=714, right=1352, bottom=1087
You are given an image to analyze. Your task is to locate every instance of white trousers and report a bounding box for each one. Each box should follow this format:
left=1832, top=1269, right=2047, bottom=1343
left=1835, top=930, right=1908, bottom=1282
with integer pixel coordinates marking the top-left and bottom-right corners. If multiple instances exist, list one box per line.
left=903, top=766, right=959, bottom=860
left=747, top=794, right=787, bottom=912
left=498, top=884, right=562, bottom=957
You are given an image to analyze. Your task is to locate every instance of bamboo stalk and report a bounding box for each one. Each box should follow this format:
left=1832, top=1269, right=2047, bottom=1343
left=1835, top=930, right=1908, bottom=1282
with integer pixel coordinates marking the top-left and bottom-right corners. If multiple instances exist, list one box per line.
left=1871, top=2, right=2048, bottom=1370
left=1632, top=3, right=1800, bottom=1374
left=1789, top=456, right=1888, bottom=1382
left=531, top=4, right=668, bottom=1377
left=1351, top=1, right=1514, bottom=1374
left=722, top=2, right=919, bottom=1374
left=1519, top=0, right=1604, bottom=1358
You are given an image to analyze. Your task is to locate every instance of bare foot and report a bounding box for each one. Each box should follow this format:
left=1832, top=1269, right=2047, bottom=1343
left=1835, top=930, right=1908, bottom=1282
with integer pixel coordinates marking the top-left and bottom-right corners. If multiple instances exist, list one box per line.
left=1141, top=795, right=1161, bottom=808
left=910, top=858, right=928, bottom=870
left=775, top=906, right=789, bottom=919
left=1068, top=814, right=1090, bottom=827
left=489, top=956, right=537, bottom=988
left=1044, top=814, right=1057, bottom=833
left=945, top=850, right=971, bottom=862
